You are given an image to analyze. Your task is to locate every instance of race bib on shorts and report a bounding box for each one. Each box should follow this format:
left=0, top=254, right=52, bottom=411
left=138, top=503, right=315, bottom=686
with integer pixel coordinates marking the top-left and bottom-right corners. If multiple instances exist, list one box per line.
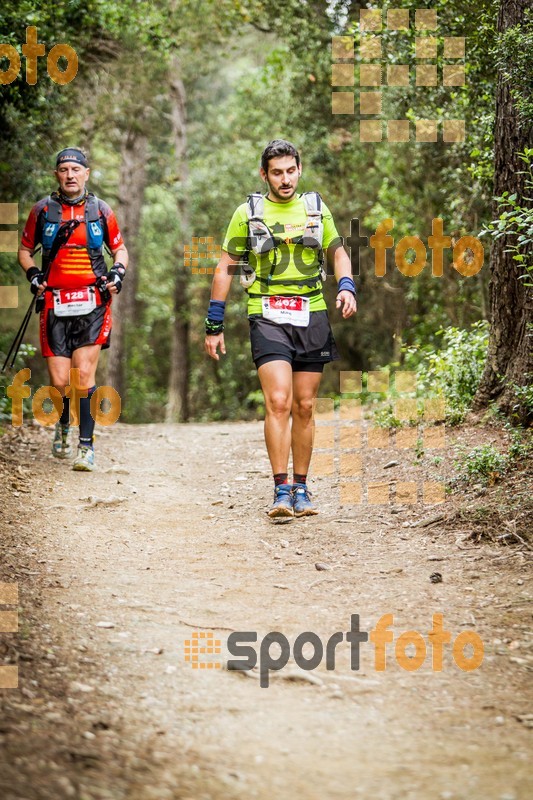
left=261, top=295, right=310, bottom=327
left=52, top=286, right=97, bottom=317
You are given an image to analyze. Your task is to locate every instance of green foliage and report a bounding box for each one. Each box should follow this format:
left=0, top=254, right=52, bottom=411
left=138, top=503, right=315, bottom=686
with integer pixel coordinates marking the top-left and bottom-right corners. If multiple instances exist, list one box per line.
left=494, top=10, right=533, bottom=126
left=0, top=0, right=524, bottom=425
left=403, top=321, right=489, bottom=423
left=456, top=427, right=531, bottom=485
left=414, top=437, right=424, bottom=460
left=457, top=443, right=508, bottom=483
left=0, top=341, right=36, bottom=422
left=480, top=149, right=533, bottom=287
left=0, top=0, right=127, bottom=199
left=508, top=377, right=533, bottom=422
left=372, top=404, right=403, bottom=430
left=507, top=427, right=533, bottom=462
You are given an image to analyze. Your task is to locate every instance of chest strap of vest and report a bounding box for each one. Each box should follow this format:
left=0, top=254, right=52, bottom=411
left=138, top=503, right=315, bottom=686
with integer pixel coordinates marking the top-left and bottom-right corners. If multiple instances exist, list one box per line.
left=241, top=191, right=326, bottom=292
left=247, top=287, right=323, bottom=299
left=252, top=274, right=322, bottom=288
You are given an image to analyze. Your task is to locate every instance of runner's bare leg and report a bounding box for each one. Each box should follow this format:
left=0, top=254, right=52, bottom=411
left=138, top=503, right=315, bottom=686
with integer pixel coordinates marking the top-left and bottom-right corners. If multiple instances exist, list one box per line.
left=71, top=344, right=102, bottom=388
left=291, top=371, right=322, bottom=476
left=257, top=360, right=293, bottom=475
left=46, top=356, right=71, bottom=397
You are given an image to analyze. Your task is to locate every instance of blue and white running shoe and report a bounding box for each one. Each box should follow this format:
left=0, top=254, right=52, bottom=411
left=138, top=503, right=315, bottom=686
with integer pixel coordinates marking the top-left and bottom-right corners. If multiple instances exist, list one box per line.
left=267, top=484, right=294, bottom=518
left=292, top=483, right=318, bottom=517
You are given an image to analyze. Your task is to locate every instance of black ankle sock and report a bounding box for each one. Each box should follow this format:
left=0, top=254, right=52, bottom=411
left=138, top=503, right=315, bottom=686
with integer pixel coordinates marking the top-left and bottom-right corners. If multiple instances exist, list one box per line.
left=79, top=386, right=96, bottom=447
left=294, top=473, right=307, bottom=485
left=59, top=396, right=70, bottom=426
left=274, top=473, right=289, bottom=487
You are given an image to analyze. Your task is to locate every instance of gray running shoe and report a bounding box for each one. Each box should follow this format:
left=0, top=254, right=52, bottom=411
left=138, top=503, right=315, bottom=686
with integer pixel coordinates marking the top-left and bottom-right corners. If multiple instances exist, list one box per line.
left=72, top=445, right=95, bottom=472
left=52, top=423, right=71, bottom=459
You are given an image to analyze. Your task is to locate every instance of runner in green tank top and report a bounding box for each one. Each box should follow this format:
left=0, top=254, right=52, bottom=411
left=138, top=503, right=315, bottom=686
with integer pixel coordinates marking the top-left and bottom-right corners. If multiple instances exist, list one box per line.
left=204, top=140, right=357, bottom=518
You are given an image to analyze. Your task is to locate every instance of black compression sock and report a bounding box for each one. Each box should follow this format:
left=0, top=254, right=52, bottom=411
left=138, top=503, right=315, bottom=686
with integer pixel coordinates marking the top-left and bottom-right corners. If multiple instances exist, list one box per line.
left=79, top=386, right=96, bottom=447
left=293, top=473, right=307, bottom=485
left=274, top=473, right=289, bottom=486
left=59, top=396, right=70, bottom=426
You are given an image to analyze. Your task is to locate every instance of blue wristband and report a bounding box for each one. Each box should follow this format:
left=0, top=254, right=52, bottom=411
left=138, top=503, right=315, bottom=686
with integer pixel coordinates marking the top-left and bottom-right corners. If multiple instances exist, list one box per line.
left=207, top=300, right=226, bottom=322
left=337, top=276, right=356, bottom=295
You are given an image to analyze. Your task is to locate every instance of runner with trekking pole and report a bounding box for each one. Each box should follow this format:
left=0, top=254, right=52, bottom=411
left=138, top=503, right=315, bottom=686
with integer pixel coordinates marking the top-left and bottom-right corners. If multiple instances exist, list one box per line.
left=16, top=147, right=128, bottom=471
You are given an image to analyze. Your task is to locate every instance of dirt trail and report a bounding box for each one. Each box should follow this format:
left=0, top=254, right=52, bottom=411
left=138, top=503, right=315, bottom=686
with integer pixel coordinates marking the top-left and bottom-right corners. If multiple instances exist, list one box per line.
left=1, top=421, right=532, bottom=800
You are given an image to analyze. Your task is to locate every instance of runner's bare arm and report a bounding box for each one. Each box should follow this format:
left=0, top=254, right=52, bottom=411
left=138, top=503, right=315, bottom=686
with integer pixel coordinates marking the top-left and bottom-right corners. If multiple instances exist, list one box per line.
left=204, top=251, right=241, bottom=360
left=111, top=245, right=128, bottom=267
left=329, top=245, right=357, bottom=319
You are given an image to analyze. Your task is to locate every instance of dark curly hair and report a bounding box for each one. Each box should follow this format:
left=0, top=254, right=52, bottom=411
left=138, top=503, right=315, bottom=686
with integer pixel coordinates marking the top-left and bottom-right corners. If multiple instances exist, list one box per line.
left=260, top=139, right=301, bottom=172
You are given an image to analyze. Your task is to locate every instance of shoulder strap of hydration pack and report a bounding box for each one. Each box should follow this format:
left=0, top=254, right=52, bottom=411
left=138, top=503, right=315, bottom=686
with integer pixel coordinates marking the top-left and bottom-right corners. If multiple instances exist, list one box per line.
left=246, top=192, right=277, bottom=254
left=84, top=193, right=104, bottom=256
left=243, top=191, right=326, bottom=293
left=301, top=191, right=323, bottom=246
left=301, top=191, right=325, bottom=281
left=41, top=195, right=62, bottom=255
left=240, top=192, right=270, bottom=290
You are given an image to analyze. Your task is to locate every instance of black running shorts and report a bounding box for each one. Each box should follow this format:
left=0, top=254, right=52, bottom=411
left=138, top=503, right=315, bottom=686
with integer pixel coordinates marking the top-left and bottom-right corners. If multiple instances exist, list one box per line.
left=40, top=303, right=112, bottom=358
left=249, top=310, right=339, bottom=370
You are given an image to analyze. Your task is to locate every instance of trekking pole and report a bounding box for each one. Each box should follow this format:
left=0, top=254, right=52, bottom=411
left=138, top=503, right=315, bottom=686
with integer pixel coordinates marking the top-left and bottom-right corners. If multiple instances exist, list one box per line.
left=1, top=295, right=36, bottom=372
left=1, top=218, right=80, bottom=373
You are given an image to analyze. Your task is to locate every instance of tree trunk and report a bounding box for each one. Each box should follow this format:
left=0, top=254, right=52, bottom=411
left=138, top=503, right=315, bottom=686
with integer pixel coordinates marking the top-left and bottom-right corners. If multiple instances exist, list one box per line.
left=474, top=0, right=533, bottom=423
left=166, top=58, right=190, bottom=423
left=106, top=130, right=148, bottom=403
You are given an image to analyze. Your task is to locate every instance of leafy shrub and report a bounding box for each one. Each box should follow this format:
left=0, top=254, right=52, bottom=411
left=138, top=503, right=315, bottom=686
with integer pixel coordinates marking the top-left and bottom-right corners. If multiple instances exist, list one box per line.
left=458, top=444, right=508, bottom=484
left=456, top=427, right=531, bottom=486
left=480, top=149, right=533, bottom=288
left=507, top=427, right=533, bottom=462
left=509, top=377, right=533, bottom=421
left=403, top=321, right=489, bottom=424
left=372, top=403, right=403, bottom=429
left=0, top=341, right=36, bottom=424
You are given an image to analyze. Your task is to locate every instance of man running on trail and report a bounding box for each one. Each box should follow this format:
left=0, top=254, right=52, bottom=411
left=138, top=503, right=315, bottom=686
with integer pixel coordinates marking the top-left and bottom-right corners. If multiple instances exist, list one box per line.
left=204, top=139, right=356, bottom=518
left=18, top=147, right=128, bottom=471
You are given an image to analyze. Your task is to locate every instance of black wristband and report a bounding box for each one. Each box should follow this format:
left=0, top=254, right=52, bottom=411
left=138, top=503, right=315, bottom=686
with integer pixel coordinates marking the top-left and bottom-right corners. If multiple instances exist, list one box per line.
left=26, top=266, right=41, bottom=283
left=205, top=318, right=224, bottom=335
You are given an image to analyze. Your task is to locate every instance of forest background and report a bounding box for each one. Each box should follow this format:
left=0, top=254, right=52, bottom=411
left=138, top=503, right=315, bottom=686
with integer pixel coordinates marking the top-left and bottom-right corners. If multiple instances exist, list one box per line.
left=0, top=0, right=531, bottom=428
